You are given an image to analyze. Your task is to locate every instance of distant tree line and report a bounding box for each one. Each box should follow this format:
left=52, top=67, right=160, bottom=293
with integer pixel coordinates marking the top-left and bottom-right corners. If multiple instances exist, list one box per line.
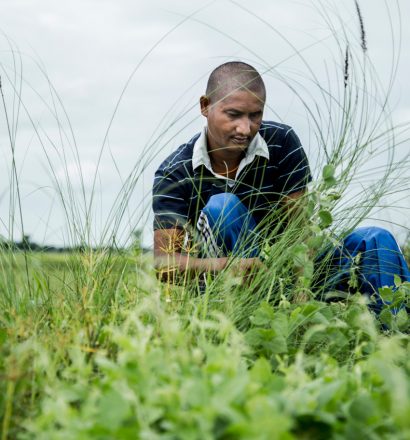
left=0, top=230, right=149, bottom=253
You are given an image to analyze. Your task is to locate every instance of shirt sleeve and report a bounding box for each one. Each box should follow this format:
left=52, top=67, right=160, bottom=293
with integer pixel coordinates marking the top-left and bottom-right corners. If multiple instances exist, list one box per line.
left=276, top=127, right=311, bottom=195
left=152, top=169, right=189, bottom=230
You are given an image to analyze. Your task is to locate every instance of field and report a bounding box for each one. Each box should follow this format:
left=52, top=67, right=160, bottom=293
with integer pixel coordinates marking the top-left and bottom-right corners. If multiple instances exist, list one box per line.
left=1, top=1, right=410, bottom=438
left=0, top=248, right=409, bottom=439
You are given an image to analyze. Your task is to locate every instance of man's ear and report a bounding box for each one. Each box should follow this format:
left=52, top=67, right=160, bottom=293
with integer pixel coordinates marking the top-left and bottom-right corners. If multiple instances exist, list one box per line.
left=200, top=95, right=210, bottom=117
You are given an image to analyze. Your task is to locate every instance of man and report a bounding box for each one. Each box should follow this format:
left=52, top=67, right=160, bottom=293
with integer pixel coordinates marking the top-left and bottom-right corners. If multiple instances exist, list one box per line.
left=153, top=61, right=409, bottom=309
left=153, top=62, right=309, bottom=272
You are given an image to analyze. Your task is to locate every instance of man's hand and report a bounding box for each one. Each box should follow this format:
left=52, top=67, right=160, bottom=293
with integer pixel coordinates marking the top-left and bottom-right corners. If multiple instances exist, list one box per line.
left=154, top=229, right=265, bottom=282
left=233, top=257, right=265, bottom=273
left=228, top=257, right=266, bottom=286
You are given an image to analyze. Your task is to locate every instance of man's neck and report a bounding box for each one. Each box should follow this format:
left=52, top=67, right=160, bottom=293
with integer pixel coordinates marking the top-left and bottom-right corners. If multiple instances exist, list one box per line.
left=208, top=148, right=244, bottom=168
left=207, top=143, right=245, bottom=179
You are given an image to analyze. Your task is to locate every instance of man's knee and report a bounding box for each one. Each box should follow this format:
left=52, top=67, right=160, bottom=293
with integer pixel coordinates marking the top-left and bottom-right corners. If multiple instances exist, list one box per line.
left=345, top=226, right=396, bottom=249
left=202, top=193, right=244, bottom=222
left=356, top=226, right=394, bottom=239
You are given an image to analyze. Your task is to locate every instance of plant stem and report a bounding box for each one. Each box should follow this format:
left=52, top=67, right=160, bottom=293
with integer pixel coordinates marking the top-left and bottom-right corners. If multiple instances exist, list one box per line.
left=1, top=380, right=16, bottom=440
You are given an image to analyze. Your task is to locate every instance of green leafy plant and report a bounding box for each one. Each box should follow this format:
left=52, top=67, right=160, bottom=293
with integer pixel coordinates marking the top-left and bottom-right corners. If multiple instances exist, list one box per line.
left=1, top=1, right=410, bottom=439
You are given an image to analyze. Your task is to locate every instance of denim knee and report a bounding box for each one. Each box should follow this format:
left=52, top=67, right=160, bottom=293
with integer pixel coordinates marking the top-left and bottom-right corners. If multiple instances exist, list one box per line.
left=344, top=226, right=397, bottom=248
left=354, top=226, right=394, bottom=240
left=202, top=193, right=245, bottom=225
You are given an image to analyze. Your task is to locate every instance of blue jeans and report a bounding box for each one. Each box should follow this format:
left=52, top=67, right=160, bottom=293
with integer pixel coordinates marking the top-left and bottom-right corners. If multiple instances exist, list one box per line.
left=199, top=193, right=410, bottom=312
left=200, top=193, right=259, bottom=257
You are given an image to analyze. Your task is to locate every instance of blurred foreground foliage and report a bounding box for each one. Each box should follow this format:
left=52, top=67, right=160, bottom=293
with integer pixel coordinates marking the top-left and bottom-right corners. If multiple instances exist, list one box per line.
left=0, top=250, right=409, bottom=440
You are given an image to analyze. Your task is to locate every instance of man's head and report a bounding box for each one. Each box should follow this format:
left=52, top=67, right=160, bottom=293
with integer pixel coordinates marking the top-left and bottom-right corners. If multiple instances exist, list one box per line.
left=200, top=62, right=266, bottom=155
left=205, top=61, right=266, bottom=103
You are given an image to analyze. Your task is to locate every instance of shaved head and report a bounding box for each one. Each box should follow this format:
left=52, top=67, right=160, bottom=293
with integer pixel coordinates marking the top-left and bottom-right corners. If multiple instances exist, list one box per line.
left=205, top=61, right=266, bottom=103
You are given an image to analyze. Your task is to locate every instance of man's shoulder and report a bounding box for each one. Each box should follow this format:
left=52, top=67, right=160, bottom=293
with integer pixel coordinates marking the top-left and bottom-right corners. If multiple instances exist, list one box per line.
left=259, top=120, right=294, bottom=145
left=259, top=120, right=303, bottom=158
left=156, top=132, right=200, bottom=177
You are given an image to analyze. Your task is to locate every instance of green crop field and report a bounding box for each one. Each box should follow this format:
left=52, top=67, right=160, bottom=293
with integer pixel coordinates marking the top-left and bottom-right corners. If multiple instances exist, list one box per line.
left=1, top=1, right=410, bottom=438
left=1, top=248, right=409, bottom=439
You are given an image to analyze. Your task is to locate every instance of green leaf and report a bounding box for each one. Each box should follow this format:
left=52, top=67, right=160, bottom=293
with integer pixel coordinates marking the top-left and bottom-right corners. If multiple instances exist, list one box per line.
left=96, top=389, right=131, bottom=430
left=306, top=235, right=324, bottom=250
left=245, top=328, right=287, bottom=355
left=291, top=243, right=309, bottom=267
left=290, top=306, right=301, bottom=322
left=322, top=164, right=337, bottom=187
left=349, top=394, right=376, bottom=422
left=322, top=164, right=335, bottom=180
left=317, top=380, right=344, bottom=407
left=245, top=328, right=273, bottom=346
left=379, top=307, right=393, bottom=327
left=395, top=308, right=409, bottom=331
left=250, top=302, right=275, bottom=327
left=327, top=191, right=341, bottom=201
left=305, top=199, right=315, bottom=217
left=328, top=328, right=350, bottom=349
left=300, top=303, right=322, bottom=317
left=250, top=358, right=272, bottom=383
left=318, top=210, right=333, bottom=228
left=271, top=312, right=289, bottom=338
left=378, top=286, right=394, bottom=303
left=394, top=274, right=402, bottom=287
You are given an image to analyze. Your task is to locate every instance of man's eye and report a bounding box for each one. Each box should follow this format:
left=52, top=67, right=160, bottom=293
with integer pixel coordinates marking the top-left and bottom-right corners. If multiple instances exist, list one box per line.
left=227, top=112, right=240, bottom=117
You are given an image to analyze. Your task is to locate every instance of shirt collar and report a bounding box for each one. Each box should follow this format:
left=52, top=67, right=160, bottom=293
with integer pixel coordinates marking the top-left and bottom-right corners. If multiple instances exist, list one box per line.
left=192, top=126, right=269, bottom=177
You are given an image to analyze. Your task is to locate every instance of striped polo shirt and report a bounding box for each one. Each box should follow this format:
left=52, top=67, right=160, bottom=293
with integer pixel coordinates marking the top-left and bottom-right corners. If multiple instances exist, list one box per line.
left=153, top=120, right=311, bottom=231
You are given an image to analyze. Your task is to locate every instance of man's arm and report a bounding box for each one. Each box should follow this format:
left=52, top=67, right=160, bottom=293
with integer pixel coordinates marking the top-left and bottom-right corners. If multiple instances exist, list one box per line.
left=153, top=188, right=307, bottom=280
left=154, top=228, right=228, bottom=273
left=282, top=189, right=305, bottom=207
left=153, top=192, right=306, bottom=279
left=154, top=228, right=261, bottom=278
left=152, top=167, right=234, bottom=277
left=281, top=189, right=308, bottom=220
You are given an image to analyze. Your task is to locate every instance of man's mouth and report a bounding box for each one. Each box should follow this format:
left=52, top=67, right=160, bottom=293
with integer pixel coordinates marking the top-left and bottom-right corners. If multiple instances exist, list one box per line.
left=231, top=137, right=249, bottom=144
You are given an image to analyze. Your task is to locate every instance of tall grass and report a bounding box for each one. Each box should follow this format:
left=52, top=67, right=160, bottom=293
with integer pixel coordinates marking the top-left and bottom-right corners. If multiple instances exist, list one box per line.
left=1, top=1, right=410, bottom=438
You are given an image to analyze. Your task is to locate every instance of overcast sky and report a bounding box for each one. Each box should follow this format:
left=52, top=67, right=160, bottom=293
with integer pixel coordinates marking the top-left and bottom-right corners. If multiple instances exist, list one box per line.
left=1, top=0, right=409, bottom=246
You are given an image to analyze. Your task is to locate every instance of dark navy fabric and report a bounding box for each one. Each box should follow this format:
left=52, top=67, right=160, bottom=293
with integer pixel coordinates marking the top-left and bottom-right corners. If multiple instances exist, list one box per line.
left=153, top=121, right=311, bottom=231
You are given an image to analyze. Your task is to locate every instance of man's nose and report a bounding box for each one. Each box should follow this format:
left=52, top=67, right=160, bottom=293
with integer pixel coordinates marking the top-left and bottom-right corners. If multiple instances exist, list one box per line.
left=236, top=117, right=251, bottom=136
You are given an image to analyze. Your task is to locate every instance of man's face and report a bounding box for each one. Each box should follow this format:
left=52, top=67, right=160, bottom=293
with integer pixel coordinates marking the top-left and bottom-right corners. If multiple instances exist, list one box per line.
left=200, top=89, right=265, bottom=155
